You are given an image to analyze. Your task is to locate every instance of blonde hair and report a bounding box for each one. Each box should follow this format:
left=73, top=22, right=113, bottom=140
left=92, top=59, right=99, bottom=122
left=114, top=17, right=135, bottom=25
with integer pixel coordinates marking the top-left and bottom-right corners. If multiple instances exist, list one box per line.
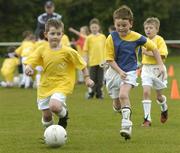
left=144, top=17, right=160, bottom=31
left=113, top=5, right=133, bottom=21
left=45, top=18, right=64, bottom=33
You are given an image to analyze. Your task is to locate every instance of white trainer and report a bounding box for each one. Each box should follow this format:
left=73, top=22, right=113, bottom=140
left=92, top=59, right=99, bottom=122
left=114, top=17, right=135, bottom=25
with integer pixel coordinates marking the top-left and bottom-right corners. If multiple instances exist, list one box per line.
left=120, top=119, right=132, bottom=140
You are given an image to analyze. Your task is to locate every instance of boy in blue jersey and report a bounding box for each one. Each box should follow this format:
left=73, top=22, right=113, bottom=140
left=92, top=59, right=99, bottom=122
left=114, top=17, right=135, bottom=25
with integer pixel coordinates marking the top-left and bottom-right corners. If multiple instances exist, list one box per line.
left=105, top=5, right=166, bottom=140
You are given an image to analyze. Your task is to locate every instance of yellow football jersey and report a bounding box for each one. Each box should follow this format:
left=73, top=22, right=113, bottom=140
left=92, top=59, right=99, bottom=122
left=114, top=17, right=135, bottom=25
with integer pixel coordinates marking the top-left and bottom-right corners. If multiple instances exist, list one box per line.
left=142, top=35, right=168, bottom=64
left=24, top=44, right=86, bottom=99
left=15, top=40, right=35, bottom=58
left=105, top=31, right=157, bottom=61
left=84, top=33, right=106, bottom=66
left=61, top=34, right=71, bottom=47
left=34, top=40, right=48, bottom=49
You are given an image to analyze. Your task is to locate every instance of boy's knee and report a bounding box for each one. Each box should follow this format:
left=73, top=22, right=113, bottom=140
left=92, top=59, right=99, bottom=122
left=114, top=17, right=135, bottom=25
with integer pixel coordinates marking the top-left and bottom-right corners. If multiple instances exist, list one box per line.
left=143, top=90, right=151, bottom=99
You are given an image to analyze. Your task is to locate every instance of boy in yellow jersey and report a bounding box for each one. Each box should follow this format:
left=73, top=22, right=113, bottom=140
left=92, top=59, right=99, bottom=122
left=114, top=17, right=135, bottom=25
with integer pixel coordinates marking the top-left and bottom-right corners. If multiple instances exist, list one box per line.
left=84, top=18, right=106, bottom=99
left=141, top=17, right=168, bottom=127
left=24, top=19, right=94, bottom=129
left=15, top=31, right=36, bottom=88
left=0, top=46, right=19, bottom=87
left=105, top=5, right=166, bottom=140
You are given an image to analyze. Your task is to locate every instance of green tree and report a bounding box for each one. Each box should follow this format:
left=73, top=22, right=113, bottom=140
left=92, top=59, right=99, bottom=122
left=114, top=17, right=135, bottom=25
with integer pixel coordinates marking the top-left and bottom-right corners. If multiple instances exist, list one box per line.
left=0, top=0, right=179, bottom=42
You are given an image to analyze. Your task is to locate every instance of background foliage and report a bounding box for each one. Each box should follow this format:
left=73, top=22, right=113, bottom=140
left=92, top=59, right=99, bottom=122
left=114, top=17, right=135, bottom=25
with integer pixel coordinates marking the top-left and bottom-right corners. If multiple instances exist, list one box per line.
left=0, top=0, right=180, bottom=41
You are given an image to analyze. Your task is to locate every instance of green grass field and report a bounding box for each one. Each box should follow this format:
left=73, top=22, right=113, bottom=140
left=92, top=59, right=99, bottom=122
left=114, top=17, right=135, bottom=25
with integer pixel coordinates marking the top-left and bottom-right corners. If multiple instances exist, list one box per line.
left=0, top=56, right=180, bottom=153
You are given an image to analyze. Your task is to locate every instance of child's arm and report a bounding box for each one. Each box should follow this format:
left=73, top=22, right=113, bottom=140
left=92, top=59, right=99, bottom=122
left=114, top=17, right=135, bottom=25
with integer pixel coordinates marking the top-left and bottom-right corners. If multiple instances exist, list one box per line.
left=69, top=27, right=86, bottom=38
left=142, top=47, right=154, bottom=56
left=82, top=67, right=94, bottom=87
left=107, top=60, right=127, bottom=80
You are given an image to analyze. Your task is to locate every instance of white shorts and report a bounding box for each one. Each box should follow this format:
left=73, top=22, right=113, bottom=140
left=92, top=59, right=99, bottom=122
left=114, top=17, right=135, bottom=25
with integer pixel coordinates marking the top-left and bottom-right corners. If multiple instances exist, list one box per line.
left=37, top=92, right=67, bottom=110
left=141, top=65, right=167, bottom=90
left=105, top=67, right=138, bottom=99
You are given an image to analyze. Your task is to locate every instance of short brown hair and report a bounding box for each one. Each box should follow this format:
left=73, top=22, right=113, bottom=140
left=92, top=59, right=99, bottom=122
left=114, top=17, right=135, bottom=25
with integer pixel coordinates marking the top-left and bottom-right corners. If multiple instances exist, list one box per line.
left=22, top=30, right=35, bottom=40
left=144, top=17, right=160, bottom=31
left=89, top=18, right=100, bottom=26
left=45, top=18, right=64, bottom=33
left=113, top=5, right=133, bottom=21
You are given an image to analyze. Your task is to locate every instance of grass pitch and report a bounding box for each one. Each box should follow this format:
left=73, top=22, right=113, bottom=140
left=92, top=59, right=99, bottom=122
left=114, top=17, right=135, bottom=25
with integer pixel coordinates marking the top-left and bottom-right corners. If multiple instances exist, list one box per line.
left=0, top=56, right=180, bottom=153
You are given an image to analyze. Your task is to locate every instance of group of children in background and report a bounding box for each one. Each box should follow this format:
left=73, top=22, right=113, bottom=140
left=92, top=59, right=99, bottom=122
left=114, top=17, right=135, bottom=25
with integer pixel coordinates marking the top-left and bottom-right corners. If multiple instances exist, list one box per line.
left=0, top=5, right=168, bottom=140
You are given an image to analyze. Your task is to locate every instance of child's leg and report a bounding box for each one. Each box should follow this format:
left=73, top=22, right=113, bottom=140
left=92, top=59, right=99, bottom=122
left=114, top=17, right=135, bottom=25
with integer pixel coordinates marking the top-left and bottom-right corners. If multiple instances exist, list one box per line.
left=41, top=109, right=53, bottom=128
left=24, top=75, right=32, bottom=88
left=38, top=97, right=53, bottom=128
left=96, top=66, right=104, bottom=99
left=35, top=66, right=43, bottom=88
left=119, top=84, right=132, bottom=140
left=20, top=63, right=26, bottom=87
left=35, top=73, right=41, bottom=87
left=156, top=90, right=168, bottom=123
left=142, top=85, right=152, bottom=126
left=113, top=98, right=121, bottom=113
left=77, top=70, right=84, bottom=83
left=49, top=93, right=68, bottom=129
left=87, top=66, right=97, bottom=99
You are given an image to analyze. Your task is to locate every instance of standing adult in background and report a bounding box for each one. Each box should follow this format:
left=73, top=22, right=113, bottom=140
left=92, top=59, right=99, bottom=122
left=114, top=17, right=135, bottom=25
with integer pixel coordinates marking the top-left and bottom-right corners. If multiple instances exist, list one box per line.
left=35, top=1, right=62, bottom=39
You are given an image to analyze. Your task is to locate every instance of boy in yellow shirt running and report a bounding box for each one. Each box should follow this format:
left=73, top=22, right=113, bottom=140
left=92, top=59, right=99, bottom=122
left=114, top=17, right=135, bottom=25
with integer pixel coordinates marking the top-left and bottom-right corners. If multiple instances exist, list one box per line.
left=24, top=19, right=94, bottom=129
left=141, top=17, right=168, bottom=127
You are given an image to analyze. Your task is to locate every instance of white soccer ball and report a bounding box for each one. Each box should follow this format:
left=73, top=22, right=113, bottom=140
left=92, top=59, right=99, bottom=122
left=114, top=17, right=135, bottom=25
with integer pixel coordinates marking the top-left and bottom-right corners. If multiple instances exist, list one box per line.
left=44, top=125, right=67, bottom=147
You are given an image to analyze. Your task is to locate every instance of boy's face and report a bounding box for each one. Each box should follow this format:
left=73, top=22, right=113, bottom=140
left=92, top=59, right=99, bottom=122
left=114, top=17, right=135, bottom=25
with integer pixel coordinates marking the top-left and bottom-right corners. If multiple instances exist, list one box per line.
left=144, top=23, right=158, bottom=39
left=45, top=6, right=54, bottom=14
left=45, top=26, right=63, bottom=48
left=80, top=27, right=87, bottom=35
left=90, top=23, right=100, bottom=34
left=114, top=19, right=132, bottom=37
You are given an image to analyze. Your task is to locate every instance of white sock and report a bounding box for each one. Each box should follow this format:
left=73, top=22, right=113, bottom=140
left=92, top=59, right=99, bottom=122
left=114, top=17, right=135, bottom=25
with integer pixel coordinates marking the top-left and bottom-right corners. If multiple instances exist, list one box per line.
left=36, top=74, right=41, bottom=87
left=142, top=100, right=151, bottom=121
left=41, top=118, right=53, bottom=128
left=157, top=95, right=168, bottom=112
left=25, top=76, right=31, bottom=88
left=58, top=107, right=67, bottom=118
left=121, top=107, right=131, bottom=120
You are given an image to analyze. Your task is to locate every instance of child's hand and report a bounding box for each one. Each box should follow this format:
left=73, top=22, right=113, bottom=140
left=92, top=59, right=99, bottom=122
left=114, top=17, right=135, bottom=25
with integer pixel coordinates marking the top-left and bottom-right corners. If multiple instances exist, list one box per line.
left=85, top=77, right=94, bottom=87
left=119, top=70, right=128, bottom=80
left=25, top=65, right=34, bottom=76
left=158, top=65, right=167, bottom=80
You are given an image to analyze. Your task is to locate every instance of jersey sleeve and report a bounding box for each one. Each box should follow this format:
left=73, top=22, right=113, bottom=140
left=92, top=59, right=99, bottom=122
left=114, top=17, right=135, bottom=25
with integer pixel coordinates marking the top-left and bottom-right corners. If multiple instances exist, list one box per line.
left=23, top=47, right=43, bottom=68
left=144, top=38, right=157, bottom=51
left=68, top=49, right=86, bottom=70
left=105, top=35, right=115, bottom=61
left=157, top=37, right=168, bottom=57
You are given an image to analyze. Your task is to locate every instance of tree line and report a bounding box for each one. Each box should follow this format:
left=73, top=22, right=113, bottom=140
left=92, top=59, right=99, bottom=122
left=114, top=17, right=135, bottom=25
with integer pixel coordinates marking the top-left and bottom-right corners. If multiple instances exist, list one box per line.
left=0, top=0, right=179, bottom=42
